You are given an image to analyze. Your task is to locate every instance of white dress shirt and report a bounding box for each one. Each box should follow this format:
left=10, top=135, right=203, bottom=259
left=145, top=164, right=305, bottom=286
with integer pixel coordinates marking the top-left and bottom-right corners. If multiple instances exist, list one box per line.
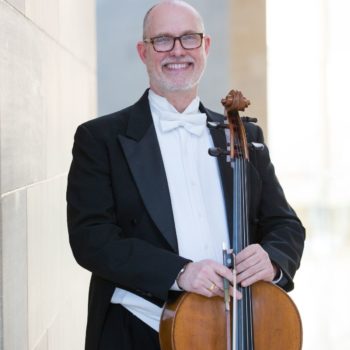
left=111, top=90, right=229, bottom=331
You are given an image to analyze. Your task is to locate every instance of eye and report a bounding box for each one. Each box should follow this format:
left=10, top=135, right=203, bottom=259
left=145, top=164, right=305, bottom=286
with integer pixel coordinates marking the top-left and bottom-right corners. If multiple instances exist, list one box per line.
left=153, top=36, right=172, bottom=45
left=181, top=34, right=199, bottom=43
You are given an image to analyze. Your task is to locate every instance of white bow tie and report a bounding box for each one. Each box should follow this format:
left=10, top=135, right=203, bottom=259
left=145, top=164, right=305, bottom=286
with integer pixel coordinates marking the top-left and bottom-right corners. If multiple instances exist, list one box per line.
left=159, top=111, right=207, bottom=136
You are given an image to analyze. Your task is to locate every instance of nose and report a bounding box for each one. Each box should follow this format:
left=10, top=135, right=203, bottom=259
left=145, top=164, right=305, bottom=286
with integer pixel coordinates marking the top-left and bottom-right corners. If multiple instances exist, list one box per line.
left=170, top=38, right=186, bottom=55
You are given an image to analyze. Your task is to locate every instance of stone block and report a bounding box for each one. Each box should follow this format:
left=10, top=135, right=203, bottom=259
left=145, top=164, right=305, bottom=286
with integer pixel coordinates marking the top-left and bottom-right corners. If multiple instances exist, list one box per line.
left=47, top=284, right=89, bottom=350
left=59, top=0, right=96, bottom=70
left=26, top=175, right=90, bottom=349
left=34, top=332, right=48, bottom=350
left=0, top=1, right=96, bottom=192
left=26, top=0, right=59, bottom=41
left=5, top=0, right=25, bottom=13
left=1, top=190, right=28, bottom=350
left=0, top=2, right=47, bottom=193
left=46, top=49, right=96, bottom=178
left=27, top=176, right=66, bottom=349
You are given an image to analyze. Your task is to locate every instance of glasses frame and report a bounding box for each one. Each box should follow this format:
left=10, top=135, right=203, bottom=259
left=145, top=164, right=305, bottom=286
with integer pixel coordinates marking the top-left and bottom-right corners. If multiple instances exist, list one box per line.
left=143, top=33, right=205, bottom=52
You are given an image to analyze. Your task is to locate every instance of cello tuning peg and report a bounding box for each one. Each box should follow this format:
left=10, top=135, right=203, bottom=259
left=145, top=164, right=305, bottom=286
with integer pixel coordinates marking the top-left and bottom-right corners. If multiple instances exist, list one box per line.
left=241, top=116, right=258, bottom=123
left=249, top=142, right=265, bottom=151
left=208, top=147, right=230, bottom=157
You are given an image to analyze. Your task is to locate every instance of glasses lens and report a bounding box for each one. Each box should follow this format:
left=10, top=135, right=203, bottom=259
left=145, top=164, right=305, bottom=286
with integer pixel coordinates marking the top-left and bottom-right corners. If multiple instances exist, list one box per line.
left=180, top=34, right=202, bottom=49
left=153, top=37, right=174, bottom=52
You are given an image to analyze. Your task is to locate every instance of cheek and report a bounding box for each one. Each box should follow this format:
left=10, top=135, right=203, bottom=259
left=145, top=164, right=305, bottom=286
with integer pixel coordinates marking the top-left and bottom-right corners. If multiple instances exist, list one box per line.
left=147, top=55, right=162, bottom=70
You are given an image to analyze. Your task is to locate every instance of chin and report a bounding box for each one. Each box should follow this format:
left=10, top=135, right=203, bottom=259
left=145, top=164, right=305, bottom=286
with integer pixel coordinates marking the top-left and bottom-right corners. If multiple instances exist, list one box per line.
left=159, top=78, right=201, bottom=93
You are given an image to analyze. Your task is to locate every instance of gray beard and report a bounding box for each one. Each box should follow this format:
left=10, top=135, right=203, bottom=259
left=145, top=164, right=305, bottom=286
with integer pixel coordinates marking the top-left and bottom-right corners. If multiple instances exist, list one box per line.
left=147, top=64, right=206, bottom=93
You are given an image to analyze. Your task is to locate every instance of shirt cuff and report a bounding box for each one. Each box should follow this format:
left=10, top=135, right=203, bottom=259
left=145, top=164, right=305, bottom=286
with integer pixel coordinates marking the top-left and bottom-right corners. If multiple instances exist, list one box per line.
left=170, top=263, right=189, bottom=291
left=170, top=280, right=182, bottom=291
left=272, top=268, right=283, bottom=284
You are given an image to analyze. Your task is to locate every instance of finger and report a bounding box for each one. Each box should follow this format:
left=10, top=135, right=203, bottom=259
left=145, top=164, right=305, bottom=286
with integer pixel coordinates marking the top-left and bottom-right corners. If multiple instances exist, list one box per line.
left=237, top=260, right=270, bottom=283
left=236, top=261, right=265, bottom=283
left=235, top=254, right=260, bottom=274
left=239, top=267, right=274, bottom=287
left=213, top=264, right=234, bottom=282
left=202, top=283, right=224, bottom=298
left=212, top=288, right=224, bottom=298
left=239, top=274, right=259, bottom=287
left=229, top=286, right=242, bottom=300
left=236, top=244, right=261, bottom=263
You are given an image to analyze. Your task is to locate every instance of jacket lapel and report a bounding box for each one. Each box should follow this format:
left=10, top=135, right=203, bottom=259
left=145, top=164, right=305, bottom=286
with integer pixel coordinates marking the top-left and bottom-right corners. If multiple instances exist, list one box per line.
left=201, top=105, right=233, bottom=245
left=118, top=93, right=234, bottom=252
left=118, top=91, right=178, bottom=252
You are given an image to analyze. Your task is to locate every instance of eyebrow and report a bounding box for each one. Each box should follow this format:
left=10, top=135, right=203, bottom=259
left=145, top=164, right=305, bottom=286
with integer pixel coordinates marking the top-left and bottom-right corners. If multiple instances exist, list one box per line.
left=149, top=30, right=201, bottom=38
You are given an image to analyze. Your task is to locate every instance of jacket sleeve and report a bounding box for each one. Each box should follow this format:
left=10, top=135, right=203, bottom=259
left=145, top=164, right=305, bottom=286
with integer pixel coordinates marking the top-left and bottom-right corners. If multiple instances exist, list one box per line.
left=66, top=124, right=190, bottom=302
left=249, top=125, right=305, bottom=292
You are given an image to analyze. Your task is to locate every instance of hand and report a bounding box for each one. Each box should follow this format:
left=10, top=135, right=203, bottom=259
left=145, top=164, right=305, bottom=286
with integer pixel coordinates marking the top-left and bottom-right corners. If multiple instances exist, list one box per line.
left=177, top=259, right=242, bottom=299
left=235, top=244, right=278, bottom=287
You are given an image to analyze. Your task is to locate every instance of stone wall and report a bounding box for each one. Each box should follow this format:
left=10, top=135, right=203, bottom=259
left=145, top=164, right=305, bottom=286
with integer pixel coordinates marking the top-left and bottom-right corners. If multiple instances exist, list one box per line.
left=0, top=0, right=96, bottom=349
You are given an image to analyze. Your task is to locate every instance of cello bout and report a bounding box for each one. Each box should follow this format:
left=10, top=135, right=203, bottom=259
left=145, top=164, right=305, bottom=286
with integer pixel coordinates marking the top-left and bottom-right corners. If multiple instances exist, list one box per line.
left=159, top=282, right=303, bottom=350
left=160, top=292, right=227, bottom=350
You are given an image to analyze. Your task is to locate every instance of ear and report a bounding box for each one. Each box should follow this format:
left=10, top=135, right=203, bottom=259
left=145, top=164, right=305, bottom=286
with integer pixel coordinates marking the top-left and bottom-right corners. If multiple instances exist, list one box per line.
left=203, top=35, right=211, bottom=55
left=137, top=41, right=147, bottom=64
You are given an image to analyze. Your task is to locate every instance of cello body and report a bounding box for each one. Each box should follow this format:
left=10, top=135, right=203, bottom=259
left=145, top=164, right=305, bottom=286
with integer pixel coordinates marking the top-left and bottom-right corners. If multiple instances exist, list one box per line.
left=159, top=281, right=302, bottom=350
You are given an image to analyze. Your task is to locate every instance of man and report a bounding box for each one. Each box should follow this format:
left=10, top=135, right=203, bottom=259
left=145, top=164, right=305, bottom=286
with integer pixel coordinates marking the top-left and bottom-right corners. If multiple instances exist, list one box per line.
left=67, top=1, right=305, bottom=349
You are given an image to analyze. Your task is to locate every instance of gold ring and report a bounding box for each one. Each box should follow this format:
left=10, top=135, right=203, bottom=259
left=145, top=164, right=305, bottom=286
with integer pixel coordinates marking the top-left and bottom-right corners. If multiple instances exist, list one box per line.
left=209, top=283, right=216, bottom=291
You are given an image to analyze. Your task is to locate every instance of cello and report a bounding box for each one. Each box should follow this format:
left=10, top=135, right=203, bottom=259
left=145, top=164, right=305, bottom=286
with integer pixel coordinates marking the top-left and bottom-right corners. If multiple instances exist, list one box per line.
left=159, top=90, right=302, bottom=350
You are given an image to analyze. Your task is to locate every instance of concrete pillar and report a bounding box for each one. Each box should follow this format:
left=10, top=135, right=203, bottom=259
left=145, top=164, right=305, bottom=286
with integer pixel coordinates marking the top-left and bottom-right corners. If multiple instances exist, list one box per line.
left=230, top=0, right=268, bottom=135
left=0, top=0, right=96, bottom=349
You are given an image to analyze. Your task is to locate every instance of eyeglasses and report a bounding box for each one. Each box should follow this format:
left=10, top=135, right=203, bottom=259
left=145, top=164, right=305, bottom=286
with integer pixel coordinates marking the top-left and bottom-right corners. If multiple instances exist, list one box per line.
left=143, top=33, right=204, bottom=52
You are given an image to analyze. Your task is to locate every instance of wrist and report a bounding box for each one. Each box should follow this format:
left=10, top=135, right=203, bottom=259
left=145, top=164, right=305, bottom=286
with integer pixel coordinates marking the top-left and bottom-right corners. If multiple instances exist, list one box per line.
left=176, top=263, right=190, bottom=290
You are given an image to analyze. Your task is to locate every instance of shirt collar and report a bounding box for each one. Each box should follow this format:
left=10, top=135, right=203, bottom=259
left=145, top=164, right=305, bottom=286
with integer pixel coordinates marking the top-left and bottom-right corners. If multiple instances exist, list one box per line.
left=148, top=89, right=201, bottom=115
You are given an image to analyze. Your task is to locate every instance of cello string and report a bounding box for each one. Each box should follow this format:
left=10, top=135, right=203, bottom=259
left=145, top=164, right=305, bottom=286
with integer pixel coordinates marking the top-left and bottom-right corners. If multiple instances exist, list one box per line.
left=232, top=139, right=241, bottom=349
left=230, top=107, right=255, bottom=349
left=236, top=119, right=254, bottom=349
left=241, top=133, right=254, bottom=350
left=235, top=125, right=245, bottom=349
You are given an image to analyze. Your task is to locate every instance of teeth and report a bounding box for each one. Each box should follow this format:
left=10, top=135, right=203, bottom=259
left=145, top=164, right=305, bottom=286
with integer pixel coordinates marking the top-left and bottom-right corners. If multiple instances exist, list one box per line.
left=166, top=63, right=188, bottom=69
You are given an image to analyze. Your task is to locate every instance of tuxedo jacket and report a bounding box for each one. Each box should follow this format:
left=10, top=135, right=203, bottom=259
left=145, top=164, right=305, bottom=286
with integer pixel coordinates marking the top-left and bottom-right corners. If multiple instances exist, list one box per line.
left=67, top=90, right=305, bottom=350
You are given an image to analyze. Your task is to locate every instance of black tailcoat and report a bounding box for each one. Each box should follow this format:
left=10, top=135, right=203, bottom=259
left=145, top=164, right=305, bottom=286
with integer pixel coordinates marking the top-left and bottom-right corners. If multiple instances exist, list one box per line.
left=67, top=90, right=305, bottom=350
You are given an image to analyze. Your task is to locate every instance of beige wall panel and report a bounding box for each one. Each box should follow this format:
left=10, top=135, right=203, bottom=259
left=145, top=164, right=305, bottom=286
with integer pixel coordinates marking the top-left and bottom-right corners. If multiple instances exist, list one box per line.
left=46, top=48, right=96, bottom=178
left=27, top=176, right=89, bottom=349
left=0, top=2, right=47, bottom=193
left=4, top=0, right=25, bottom=13
left=42, top=41, right=61, bottom=178
left=0, top=1, right=96, bottom=192
left=59, top=0, right=96, bottom=70
left=230, top=0, right=267, bottom=133
left=33, top=333, right=48, bottom=350
left=1, top=190, right=28, bottom=350
left=47, top=292, right=88, bottom=350
left=26, top=0, right=59, bottom=40
left=27, top=179, right=63, bottom=349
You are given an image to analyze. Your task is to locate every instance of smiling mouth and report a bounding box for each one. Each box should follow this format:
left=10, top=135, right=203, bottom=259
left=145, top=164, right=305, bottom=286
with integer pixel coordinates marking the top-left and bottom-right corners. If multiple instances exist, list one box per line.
left=163, top=62, right=193, bottom=70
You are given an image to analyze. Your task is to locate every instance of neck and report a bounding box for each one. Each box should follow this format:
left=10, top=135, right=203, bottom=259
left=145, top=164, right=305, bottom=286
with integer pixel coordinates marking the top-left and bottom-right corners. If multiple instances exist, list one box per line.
left=150, top=87, right=198, bottom=113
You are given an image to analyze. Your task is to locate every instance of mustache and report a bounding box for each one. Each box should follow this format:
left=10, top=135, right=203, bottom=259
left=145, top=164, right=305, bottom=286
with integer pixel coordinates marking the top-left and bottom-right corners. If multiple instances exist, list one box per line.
left=161, top=56, right=195, bottom=65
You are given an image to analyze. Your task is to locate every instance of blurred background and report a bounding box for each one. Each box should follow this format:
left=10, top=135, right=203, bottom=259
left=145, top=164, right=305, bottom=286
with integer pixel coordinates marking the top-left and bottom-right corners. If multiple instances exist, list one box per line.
left=1, top=0, right=349, bottom=349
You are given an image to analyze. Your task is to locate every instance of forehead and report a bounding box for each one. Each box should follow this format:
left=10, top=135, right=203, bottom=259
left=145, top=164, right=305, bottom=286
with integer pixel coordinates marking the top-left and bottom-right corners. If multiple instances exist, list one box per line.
left=146, top=3, right=203, bottom=37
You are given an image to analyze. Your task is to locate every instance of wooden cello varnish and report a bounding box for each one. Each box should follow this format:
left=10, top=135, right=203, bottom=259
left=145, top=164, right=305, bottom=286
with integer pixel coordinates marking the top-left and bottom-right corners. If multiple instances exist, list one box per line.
left=160, top=282, right=302, bottom=349
left=159, top=90, right=302, bottom=350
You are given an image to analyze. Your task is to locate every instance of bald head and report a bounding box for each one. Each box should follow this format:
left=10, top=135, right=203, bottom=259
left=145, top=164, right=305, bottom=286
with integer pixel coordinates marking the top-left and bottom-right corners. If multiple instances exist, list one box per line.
left=143, top=1, right=205, bottom=39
